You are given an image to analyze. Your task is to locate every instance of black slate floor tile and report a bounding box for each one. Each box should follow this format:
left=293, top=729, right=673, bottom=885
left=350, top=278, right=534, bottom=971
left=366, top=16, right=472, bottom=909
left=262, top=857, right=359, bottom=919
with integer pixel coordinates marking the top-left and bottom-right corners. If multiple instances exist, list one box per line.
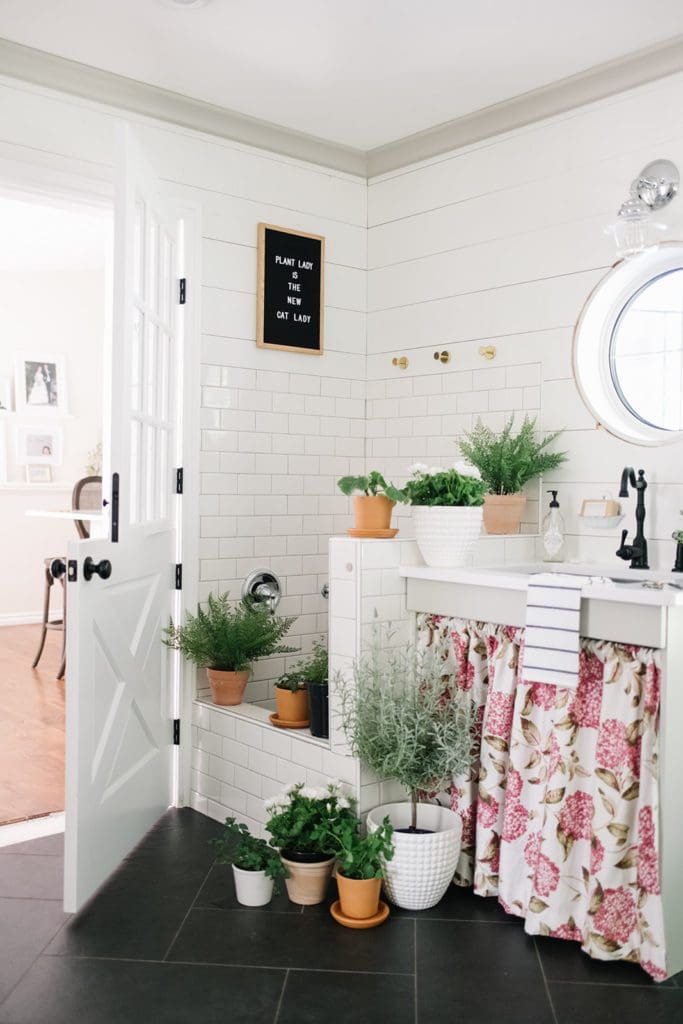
left=0, top=955, right=284, bottom=1024
left=125, top=807, right=221, bottom=861
left=0, top=833, right=64, bottom=857
left=417, top=919, right=554, bottom=1024
left=167, top=907, right=414, bottom=974
left=535, top=934, right=675, bottom=987
left=551, top=981, right=683, bottom=1024
left=195, top=862, right=300, bottom=913
left=278, top=969, right=415, bottom=1024
left=0, top=854, right=64, bottom=900
left=0, top=898, right=69, bottom=1004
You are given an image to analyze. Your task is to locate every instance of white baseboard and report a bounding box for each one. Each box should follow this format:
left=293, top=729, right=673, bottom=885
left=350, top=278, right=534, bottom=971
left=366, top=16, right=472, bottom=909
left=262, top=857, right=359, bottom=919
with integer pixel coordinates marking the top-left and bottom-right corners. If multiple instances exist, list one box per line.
left=0, top=811, right=65, bottom=848
left=0, top=611, right=61, bottom=627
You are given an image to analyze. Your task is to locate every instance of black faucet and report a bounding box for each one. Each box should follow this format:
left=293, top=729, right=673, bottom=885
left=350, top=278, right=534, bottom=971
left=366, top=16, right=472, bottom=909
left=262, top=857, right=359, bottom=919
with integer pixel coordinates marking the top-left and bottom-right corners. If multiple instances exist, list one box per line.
left=616, top=467, right=649, bottom=569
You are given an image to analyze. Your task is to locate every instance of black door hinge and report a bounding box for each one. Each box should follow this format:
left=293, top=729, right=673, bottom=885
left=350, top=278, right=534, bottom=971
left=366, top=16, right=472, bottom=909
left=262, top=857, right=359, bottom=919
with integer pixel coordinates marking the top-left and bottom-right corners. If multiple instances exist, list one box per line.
left=176, top=467, right=183, bottom=494
left=111, top=472, right=120, bottom=543
left=179, top=278, right=186, bottom=305
left=173, top=719, right=180, bottom=745
left=175, top=563, right=182, bottom=590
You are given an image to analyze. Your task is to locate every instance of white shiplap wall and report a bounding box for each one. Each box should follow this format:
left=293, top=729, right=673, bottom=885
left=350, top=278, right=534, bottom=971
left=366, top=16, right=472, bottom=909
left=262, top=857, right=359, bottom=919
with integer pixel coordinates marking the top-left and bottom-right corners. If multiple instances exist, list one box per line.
left=367, top=72, right=683, bottom=569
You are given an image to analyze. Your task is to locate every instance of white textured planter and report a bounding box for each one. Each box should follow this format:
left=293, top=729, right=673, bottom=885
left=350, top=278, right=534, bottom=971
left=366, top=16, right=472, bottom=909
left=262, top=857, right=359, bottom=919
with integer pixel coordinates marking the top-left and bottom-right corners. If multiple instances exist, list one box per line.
left=232, top=865, right=274, bottom=907
left=367, top=802, right=462, bottom=911
left=412, top=505, right=483, bottom=567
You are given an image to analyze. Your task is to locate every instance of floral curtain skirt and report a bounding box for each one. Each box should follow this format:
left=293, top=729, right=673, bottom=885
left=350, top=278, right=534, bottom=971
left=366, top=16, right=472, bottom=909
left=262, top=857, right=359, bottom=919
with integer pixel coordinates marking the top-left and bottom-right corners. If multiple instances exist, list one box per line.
left=418, top=614, right=666, bottom=981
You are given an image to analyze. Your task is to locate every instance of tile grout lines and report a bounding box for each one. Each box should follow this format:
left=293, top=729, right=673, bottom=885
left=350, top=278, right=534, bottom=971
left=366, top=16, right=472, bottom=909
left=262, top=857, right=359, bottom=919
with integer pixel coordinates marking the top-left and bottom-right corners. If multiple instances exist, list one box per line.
left=534, top=938, right=559, bottom=1024
left=272, top=969, right=290, bottom=1024
left=414, top=918, right=419, bottom=1024
left=161, top=860, right=218, bottom=962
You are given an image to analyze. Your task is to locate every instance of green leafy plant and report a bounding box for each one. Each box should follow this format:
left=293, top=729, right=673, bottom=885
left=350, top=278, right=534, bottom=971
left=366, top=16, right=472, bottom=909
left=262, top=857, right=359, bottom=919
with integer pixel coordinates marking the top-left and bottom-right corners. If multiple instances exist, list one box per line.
left=265, top=781, right=357, bottom=857
left=402, top=464, right=487, bottom=507
left=337, top=471, right=405, bottom=503
left=331, top=815, right=394, bottom=880
left=277, top=640, right=328, bottom=692
left=459, top=415, right=568, bottom=495
left=210, top=817, right=288, bottom=888
left=163, top=592, right=297, bottom=671
left=341, top=630, right=475, bottom=832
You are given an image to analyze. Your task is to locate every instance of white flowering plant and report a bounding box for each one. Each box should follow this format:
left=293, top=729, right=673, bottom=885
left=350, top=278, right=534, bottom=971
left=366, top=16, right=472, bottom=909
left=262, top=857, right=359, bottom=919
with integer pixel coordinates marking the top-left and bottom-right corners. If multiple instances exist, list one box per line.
left=264, top=781, right=357, bottom=857
left=403, top=462, right=486, bottom=508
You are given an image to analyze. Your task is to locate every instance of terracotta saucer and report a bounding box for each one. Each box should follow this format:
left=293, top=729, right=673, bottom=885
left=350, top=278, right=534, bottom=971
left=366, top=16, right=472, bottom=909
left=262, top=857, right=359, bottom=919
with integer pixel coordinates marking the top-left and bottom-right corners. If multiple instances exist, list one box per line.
left=346, top=528, right=398, bottom=539
left=329, top=900, right=390, bottom=929
left=269, top=713, right=310, bottom=730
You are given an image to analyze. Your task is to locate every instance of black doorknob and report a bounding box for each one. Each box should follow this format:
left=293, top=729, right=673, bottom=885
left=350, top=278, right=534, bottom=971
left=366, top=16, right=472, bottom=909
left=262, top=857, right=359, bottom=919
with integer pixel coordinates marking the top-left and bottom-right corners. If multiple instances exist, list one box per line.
left=50, top=558, right=67, bottom=580
left=83, top=557, right=112, bottom=582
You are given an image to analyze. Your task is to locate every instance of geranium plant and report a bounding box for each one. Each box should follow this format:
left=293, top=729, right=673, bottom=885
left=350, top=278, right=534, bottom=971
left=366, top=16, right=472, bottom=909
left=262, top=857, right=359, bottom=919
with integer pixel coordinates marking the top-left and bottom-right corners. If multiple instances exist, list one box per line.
left=337, top=471, right=405, bottom=502
left=211, top=817, right=288, bottom=888
left=265, top=781, right=357, bottom=857
left=331, top=815, right=394, bottom=880
left=403, top=463, right=487, bottom=507
left=276, top=640, right=328, bottom=692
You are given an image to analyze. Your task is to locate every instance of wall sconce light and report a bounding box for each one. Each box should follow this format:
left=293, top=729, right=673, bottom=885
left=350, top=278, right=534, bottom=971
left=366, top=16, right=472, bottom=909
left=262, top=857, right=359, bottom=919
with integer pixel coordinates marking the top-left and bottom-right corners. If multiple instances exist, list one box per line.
left=605, top=159, right=679, bottom=258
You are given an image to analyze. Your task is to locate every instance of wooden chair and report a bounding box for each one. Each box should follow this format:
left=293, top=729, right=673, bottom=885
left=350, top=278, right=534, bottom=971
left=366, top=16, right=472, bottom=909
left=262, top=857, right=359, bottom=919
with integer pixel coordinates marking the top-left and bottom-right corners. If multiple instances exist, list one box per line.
left=32, top=476, right=102, bottom=679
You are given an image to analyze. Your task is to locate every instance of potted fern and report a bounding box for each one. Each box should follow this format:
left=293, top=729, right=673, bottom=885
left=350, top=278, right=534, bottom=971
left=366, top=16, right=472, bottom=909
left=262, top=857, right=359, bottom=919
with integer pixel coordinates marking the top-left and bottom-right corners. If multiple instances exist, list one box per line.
left=337, top=471, right=405, bottom=537
left=403, top=463, right=487, bottom=566
left=210, top=817, right=287, bottom=907
left=459, top=415, right=568, bottom=535
left=341, top=633, right=474, bottom=910
left=164, top=592, right=297, bottom=706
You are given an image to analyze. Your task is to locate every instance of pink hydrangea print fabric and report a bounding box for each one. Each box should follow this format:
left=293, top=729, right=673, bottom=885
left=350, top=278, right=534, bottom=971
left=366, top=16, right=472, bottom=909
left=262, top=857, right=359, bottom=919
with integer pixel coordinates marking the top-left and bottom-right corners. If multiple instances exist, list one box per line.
left=418, top=614, right=665, bottom=981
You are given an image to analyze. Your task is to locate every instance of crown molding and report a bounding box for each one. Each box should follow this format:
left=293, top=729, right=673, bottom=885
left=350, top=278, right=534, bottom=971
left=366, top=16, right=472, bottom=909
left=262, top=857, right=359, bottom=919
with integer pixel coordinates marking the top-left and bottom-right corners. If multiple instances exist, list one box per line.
left=0, top=37, right=367, bottom=177
left=2, top=34, right=683, bottom=182
left=367, top=34, right=683, bottom=177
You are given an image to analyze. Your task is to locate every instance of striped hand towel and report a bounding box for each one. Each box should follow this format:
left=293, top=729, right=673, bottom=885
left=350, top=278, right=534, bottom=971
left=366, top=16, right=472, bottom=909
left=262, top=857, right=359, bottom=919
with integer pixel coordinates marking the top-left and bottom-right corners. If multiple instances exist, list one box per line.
left=524, top=573, right=584, bottom=689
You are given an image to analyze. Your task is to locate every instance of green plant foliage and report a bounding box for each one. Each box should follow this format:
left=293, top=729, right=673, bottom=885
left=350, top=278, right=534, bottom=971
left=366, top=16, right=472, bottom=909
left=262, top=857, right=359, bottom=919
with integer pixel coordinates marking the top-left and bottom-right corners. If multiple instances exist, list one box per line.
left=265, top=781, right=357, bottom=857
left=402, top=466, right=487, bottom=507
left=459, top=415, right=568, bottom=495
left=210, top=817, right=288, bottom=887
left=337, top=470, right=405, bottom=503
left=340, top=630, right=475, bottom=831
left=277, top=639, right=328, bottom=691
left=163, top=591, right=297, bottom=671
left=332, top=815, right=394, bottom=880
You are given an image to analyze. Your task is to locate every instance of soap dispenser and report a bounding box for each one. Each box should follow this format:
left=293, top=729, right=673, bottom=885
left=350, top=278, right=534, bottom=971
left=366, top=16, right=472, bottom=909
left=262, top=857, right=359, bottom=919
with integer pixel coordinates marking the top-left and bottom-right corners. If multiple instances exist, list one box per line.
left=542, top=490, right=565, bottom=562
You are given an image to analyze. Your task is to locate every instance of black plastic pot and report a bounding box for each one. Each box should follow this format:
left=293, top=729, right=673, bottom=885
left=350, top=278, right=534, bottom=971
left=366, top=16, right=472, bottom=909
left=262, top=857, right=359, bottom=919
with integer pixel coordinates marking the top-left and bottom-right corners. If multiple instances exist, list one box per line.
left=308, top=683, right=329, bottom=738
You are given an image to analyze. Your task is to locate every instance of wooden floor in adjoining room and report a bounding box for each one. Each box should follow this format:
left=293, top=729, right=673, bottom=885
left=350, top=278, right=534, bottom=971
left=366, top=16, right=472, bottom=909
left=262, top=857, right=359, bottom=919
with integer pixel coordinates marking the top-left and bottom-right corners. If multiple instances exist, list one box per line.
left=0, top=626, right=65, bottom=826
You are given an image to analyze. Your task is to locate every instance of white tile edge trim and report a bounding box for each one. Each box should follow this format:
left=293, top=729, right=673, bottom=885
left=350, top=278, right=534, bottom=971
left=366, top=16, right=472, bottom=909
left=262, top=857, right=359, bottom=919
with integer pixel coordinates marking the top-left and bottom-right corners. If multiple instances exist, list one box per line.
left=193, top=697, right=331, bottom=750
left=0, top=811, right=65, bottom=848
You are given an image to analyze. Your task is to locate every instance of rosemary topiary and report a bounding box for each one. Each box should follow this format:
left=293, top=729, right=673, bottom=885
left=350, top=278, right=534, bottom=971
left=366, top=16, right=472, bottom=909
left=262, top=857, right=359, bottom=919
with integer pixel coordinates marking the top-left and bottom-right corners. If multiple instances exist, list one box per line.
left=163, top=592, right=297, bottom=671
left=459, top=415, right=568, bottom=495
left=341, top=631, right=475, bottom=831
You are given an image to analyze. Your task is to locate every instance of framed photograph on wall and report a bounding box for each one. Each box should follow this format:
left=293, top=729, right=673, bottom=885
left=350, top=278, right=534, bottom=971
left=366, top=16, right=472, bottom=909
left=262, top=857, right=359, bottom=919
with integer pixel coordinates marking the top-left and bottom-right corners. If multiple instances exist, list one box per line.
left=0, top=376, right=11, bottom=413
left=16, top=423, right=63, bottom=465
left=14, top=354, right=67, bottom=416
left=0, top=422, right=6, bottom=483
left=25, top=464, right=52, bottom=484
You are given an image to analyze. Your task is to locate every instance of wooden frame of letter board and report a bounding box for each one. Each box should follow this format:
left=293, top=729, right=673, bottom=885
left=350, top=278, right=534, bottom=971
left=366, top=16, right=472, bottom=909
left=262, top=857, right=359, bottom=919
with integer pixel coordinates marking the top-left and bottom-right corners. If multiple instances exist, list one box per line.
left=256, top=222, right=325, bottom=355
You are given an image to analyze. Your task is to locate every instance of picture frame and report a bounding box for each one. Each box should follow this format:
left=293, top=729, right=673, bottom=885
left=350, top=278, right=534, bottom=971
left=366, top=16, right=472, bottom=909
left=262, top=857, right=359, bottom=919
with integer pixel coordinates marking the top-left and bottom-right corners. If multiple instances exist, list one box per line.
left=0, top=422, right=6, bottom=484
left=14, top=354, right=68, bottom=416
left=256, top=223, right=325, bottom=355
left=0, top=376, right=11, bottom=413
left=16, top=423, right=63, bottom=466
left=25, top=464, right=52, bottom=484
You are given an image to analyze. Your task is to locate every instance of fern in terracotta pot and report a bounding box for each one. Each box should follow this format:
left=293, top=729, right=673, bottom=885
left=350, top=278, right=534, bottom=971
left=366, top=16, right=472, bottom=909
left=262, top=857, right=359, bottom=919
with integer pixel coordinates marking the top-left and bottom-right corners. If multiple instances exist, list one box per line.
left=164, top=592, right=297, bottom=706
left=459, top=415, right=568, bottom=535
left=337, top=471, right=405, bottom=537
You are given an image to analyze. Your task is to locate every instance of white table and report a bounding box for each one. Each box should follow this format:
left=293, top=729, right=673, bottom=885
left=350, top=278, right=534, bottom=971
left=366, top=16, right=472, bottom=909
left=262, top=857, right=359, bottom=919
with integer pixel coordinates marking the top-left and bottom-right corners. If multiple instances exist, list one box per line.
left=25, top=508, right=107, bottom=538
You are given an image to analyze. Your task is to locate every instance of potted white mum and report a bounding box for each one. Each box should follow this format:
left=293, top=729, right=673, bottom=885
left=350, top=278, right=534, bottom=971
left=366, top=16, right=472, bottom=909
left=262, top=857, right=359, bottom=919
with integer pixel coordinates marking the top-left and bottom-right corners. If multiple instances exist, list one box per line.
left=404, top=463, right=487, bottom=567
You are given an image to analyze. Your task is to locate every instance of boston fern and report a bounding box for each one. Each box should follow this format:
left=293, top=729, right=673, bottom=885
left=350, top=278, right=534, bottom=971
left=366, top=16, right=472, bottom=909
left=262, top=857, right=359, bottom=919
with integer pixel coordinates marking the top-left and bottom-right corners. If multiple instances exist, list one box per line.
left=337, top=470, right=405, bottom=502
left=163, top=592, right=297, bottom=671
left=459, top=415, right=568, bottom=495
left=211, top=817, right=288, bottom=886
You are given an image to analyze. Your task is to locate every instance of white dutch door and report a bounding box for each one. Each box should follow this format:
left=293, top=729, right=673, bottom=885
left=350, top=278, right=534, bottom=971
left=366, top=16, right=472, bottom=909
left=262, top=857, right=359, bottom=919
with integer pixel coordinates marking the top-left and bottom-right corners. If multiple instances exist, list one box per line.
left=63, top=127, right=183, bottom=913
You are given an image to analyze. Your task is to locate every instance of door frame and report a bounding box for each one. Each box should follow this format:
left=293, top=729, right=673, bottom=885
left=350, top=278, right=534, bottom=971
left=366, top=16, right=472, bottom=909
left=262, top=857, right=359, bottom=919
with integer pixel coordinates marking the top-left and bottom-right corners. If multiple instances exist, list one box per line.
left=0, top=143, right=202, bottom=811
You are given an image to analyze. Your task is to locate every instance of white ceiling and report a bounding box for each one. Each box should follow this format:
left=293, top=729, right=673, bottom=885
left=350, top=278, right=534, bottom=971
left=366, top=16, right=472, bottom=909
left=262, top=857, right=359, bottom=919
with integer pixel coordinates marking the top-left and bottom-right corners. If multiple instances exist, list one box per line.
left=0, top=196, right=108, bottom=272
left=1, top=1, right=683, bottom=150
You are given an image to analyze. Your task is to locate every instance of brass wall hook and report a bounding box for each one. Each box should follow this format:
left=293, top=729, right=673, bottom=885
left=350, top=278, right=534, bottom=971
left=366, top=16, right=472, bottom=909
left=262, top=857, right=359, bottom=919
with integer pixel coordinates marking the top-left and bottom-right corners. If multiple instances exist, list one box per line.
left=479, top=345, right=496, bottom=360
left=433, top=350, right=451, bottom=364
left=392, top=356, right=409, bottom=370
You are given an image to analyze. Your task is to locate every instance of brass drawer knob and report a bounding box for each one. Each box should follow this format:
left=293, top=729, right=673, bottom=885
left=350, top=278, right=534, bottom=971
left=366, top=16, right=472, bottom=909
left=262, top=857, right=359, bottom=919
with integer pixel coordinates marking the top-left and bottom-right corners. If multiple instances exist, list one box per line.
left=392, top=356, right=409, bottom=370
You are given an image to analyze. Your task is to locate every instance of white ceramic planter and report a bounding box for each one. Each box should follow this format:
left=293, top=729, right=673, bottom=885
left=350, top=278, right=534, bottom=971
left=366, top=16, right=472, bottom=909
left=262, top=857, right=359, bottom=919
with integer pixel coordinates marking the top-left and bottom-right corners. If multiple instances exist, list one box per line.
left=412, top=505, right=483, bottom=567
left=366, top=802, right=462, bottom=911
left=232, top=865, right=274, bottom=907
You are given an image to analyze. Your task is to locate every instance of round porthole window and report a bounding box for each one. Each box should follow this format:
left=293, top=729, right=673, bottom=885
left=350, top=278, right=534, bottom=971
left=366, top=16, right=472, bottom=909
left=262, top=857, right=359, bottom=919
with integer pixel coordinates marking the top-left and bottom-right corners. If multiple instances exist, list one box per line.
left=574, top=243, right=683, bottom=446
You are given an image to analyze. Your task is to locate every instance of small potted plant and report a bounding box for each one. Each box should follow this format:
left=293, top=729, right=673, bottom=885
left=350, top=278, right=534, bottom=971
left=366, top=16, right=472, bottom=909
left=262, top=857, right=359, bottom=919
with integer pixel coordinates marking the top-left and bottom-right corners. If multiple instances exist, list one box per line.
left=210, top=817, right=287, bottom=907
left=331, top=816, right=394, bottom=926
left=403, top=463, right=487, bottom=566
left=265, top=781, right=356, bottom=905
left=337, top=471, right=405, bottom=537
left=273, top=671, right=309, bottom=728
left=341, top=633, right=474, bottom=911
left=277, top=640, right=329, bottom=736
left=164, top=592, right=297, bottom=706
left=459, top=415, right=568, bottom=534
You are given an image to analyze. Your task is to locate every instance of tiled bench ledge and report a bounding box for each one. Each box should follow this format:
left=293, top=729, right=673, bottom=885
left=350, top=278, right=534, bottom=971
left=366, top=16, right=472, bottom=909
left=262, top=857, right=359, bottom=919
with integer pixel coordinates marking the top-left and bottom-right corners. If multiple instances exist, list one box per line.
left=190, top=698, right=359, bottom=838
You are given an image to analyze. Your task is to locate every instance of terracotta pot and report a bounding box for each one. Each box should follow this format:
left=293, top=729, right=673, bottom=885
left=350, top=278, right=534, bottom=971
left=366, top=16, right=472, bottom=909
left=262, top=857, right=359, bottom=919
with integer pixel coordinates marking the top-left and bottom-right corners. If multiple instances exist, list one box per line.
left=336, top=869, right=382, bottom=920
left=281, top=854, right=335, bottom=905
left=352, top=494, right=395, bottom=533
left=207, top=668, right=250, bottom=706
left=275, top=685, right=309, bottom=723
left=483, top=493, right=527, bottom=535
